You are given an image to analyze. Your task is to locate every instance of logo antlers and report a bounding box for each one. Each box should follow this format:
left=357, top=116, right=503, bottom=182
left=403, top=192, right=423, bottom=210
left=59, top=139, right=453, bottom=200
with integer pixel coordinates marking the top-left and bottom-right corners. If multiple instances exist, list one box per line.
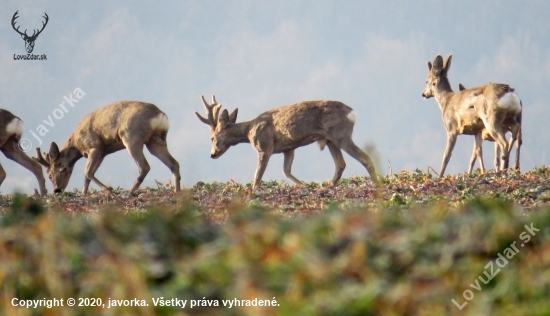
left=11, top=11, right=49, bottom=54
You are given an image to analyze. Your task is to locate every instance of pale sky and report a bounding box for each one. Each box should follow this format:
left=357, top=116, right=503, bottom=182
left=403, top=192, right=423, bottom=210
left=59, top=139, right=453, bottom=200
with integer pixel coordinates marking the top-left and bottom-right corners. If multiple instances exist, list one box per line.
left=1, top=1, right=550, bottom=194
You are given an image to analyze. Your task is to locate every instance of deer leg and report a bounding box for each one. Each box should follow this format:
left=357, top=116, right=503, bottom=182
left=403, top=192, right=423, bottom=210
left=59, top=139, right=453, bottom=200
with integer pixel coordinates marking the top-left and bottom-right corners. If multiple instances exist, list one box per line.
left=125, top=143, right=150, bottom=192
left=468, top=133, right=484, bottom=175
left=476, top=135, right=486, bottom=174
left=468, top=144, right=476, bottom=175
left=282, top=150, right=303, bottom=185
left=439, top=133, right=457, bottom=177
left=514, top=126, right=522, bottom=170
left=505, top=123, right=521, bottom=170
left=506, top=132, right=515, bottom=163
left=253, top=152, right=271, bottom=189
left=146, top=141, right=181, bottom=192
left=495, top=143, right=502, bottom=171
left=1, top=140, right=47, bottom=196
left=483, top=124, right=508, bottom=171
left=500, top=129, right=512, bottom=170
left=83, top=149, right=109, bottom=194
left=337, top=139, right=378, bottom=182
left=0, top=163, right=6, bottom=188
left=326, top=140, right=346, bottom=184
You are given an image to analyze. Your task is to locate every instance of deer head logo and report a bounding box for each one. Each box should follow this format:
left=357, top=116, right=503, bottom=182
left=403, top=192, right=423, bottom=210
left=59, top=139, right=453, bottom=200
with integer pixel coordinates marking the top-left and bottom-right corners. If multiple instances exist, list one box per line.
left=11, top=11, right=49, bottom=54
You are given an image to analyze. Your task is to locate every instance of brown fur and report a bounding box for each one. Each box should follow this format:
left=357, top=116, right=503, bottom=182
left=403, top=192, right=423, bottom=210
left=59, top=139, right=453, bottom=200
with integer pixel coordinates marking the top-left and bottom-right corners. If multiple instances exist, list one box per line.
left=458, top=83, right=522, bottom=171
left=0, top=109, right=46, bottom=196
left=34, top=101, right=180, bottom=194
left=422, top=54, right=522, bottom=176
left=196, top=96, right=378, bottom=188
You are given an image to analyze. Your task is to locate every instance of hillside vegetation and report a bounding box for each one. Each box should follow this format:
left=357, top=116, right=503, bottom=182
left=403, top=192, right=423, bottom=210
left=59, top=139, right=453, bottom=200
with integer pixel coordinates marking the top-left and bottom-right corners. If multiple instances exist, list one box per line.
left=1, top=167, right=550, bottom=315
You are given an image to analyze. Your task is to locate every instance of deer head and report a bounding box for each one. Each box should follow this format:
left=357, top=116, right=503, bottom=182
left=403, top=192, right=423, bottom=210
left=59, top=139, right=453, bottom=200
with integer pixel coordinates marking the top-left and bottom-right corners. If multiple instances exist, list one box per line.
left=195, top=95, right=238, bottom=159
left=12, top=11, right=49, bottom=54
left=34, top=143, right=80, bottom=193
left=422, top=54, right=452, bottom=99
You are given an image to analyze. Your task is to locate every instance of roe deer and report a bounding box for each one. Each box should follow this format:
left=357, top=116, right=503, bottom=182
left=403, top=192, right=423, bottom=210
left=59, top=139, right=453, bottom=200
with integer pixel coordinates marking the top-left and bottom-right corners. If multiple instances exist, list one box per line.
left=421, top=54, right=522, bottom=177
left=33, top=101, right=181, bottom=194
left=457, top=83, right=522, bottom=173
left=195, top=95, right=379, bottom=189
left=0, top=109, right=47, bottom=196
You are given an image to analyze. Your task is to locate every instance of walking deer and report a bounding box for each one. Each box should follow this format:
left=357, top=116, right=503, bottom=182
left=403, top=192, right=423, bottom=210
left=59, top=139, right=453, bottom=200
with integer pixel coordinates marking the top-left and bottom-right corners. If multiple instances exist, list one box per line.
left=458, top=83, right=522, bottom=173
left=421, top=54, right=522, bottom=177
left=195, top=96, right=378, bottom=189
left=33, top=101, right=181, bottom=194
left=0, top=109, right=47, bottom=196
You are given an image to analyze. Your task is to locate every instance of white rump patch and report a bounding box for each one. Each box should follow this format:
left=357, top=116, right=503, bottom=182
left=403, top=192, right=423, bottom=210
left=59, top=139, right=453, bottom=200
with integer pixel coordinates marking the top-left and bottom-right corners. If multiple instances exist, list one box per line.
left=347, top=111, right=356, bottom=123
left=5, top=118, right=24, bottom=136
left=498, top=92, right=521, bottom=112
left=150, top=113, right=170, bottom=131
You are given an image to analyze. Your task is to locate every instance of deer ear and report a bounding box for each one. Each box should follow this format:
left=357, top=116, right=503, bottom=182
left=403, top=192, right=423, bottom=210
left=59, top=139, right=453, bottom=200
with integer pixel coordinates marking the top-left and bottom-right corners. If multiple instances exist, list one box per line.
left=229, top=108, right=238, bottom=123
left=49, top=142, right=60, bottom=161
left=432, top=55, right=444, bottom=73
left=458, top=83, right=466, bottom=91
left=218, top=109, right=229, bottom=127
left=427, top=61, right=432, bottom=71
left=443, top=54, right=452, bottom=72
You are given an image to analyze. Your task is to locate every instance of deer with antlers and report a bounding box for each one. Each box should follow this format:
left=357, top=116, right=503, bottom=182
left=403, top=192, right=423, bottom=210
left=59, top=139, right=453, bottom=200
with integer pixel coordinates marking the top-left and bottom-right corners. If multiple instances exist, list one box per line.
left=0, top=109, right=47, bottom=196
left=422, top=54, right=522, bottom=177
left=11, top=11, right=49, bottom=54
left=195, top=95, right=378, bottom=189
left=34, top=101, right=181, bottom=194
left=457, top=83, right=522, bottom=173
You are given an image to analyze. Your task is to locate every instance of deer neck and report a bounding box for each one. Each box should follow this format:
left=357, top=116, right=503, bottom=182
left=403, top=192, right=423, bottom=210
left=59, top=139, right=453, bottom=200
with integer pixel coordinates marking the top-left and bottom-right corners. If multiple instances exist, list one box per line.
left=62, top=137, right=84, bottom=166
left=225, top=121, right=252, bottom=145
left=434, top=77, right=454, bottom=112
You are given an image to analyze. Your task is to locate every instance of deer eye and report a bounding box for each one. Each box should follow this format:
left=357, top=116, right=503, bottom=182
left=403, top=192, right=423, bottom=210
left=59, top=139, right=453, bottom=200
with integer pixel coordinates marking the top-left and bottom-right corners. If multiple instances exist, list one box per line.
left=432, top=82, right=436, bottom=86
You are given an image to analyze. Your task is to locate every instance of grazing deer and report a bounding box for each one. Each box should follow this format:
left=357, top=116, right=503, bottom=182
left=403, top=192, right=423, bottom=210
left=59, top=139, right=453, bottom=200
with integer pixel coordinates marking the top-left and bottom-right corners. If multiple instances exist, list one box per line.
left=458, top=83, right=522, bottom=172
left=195, top=95, right=379, bottom=189
left=422, top=54, right=522, bottom=177
left=33, top=101, right=181, bottom=194
left=0, top=109, right=46, bottom=196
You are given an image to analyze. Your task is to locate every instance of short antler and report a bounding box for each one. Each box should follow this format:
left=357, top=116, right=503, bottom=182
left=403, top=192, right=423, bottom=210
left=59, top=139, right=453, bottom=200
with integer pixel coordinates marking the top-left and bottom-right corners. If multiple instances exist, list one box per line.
left=195, top=95, right=221, bottom=127
left=33, top=147, right=50, bottom=167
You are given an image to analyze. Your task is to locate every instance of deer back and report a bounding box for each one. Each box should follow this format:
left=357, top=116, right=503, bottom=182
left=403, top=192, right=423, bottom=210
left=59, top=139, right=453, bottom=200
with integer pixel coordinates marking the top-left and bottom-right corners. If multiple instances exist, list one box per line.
left=446, top=83, right=520, bottom=136
left=250, top=100, right=355, bottom=153
left=68, top=101, right=169, bottom=155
